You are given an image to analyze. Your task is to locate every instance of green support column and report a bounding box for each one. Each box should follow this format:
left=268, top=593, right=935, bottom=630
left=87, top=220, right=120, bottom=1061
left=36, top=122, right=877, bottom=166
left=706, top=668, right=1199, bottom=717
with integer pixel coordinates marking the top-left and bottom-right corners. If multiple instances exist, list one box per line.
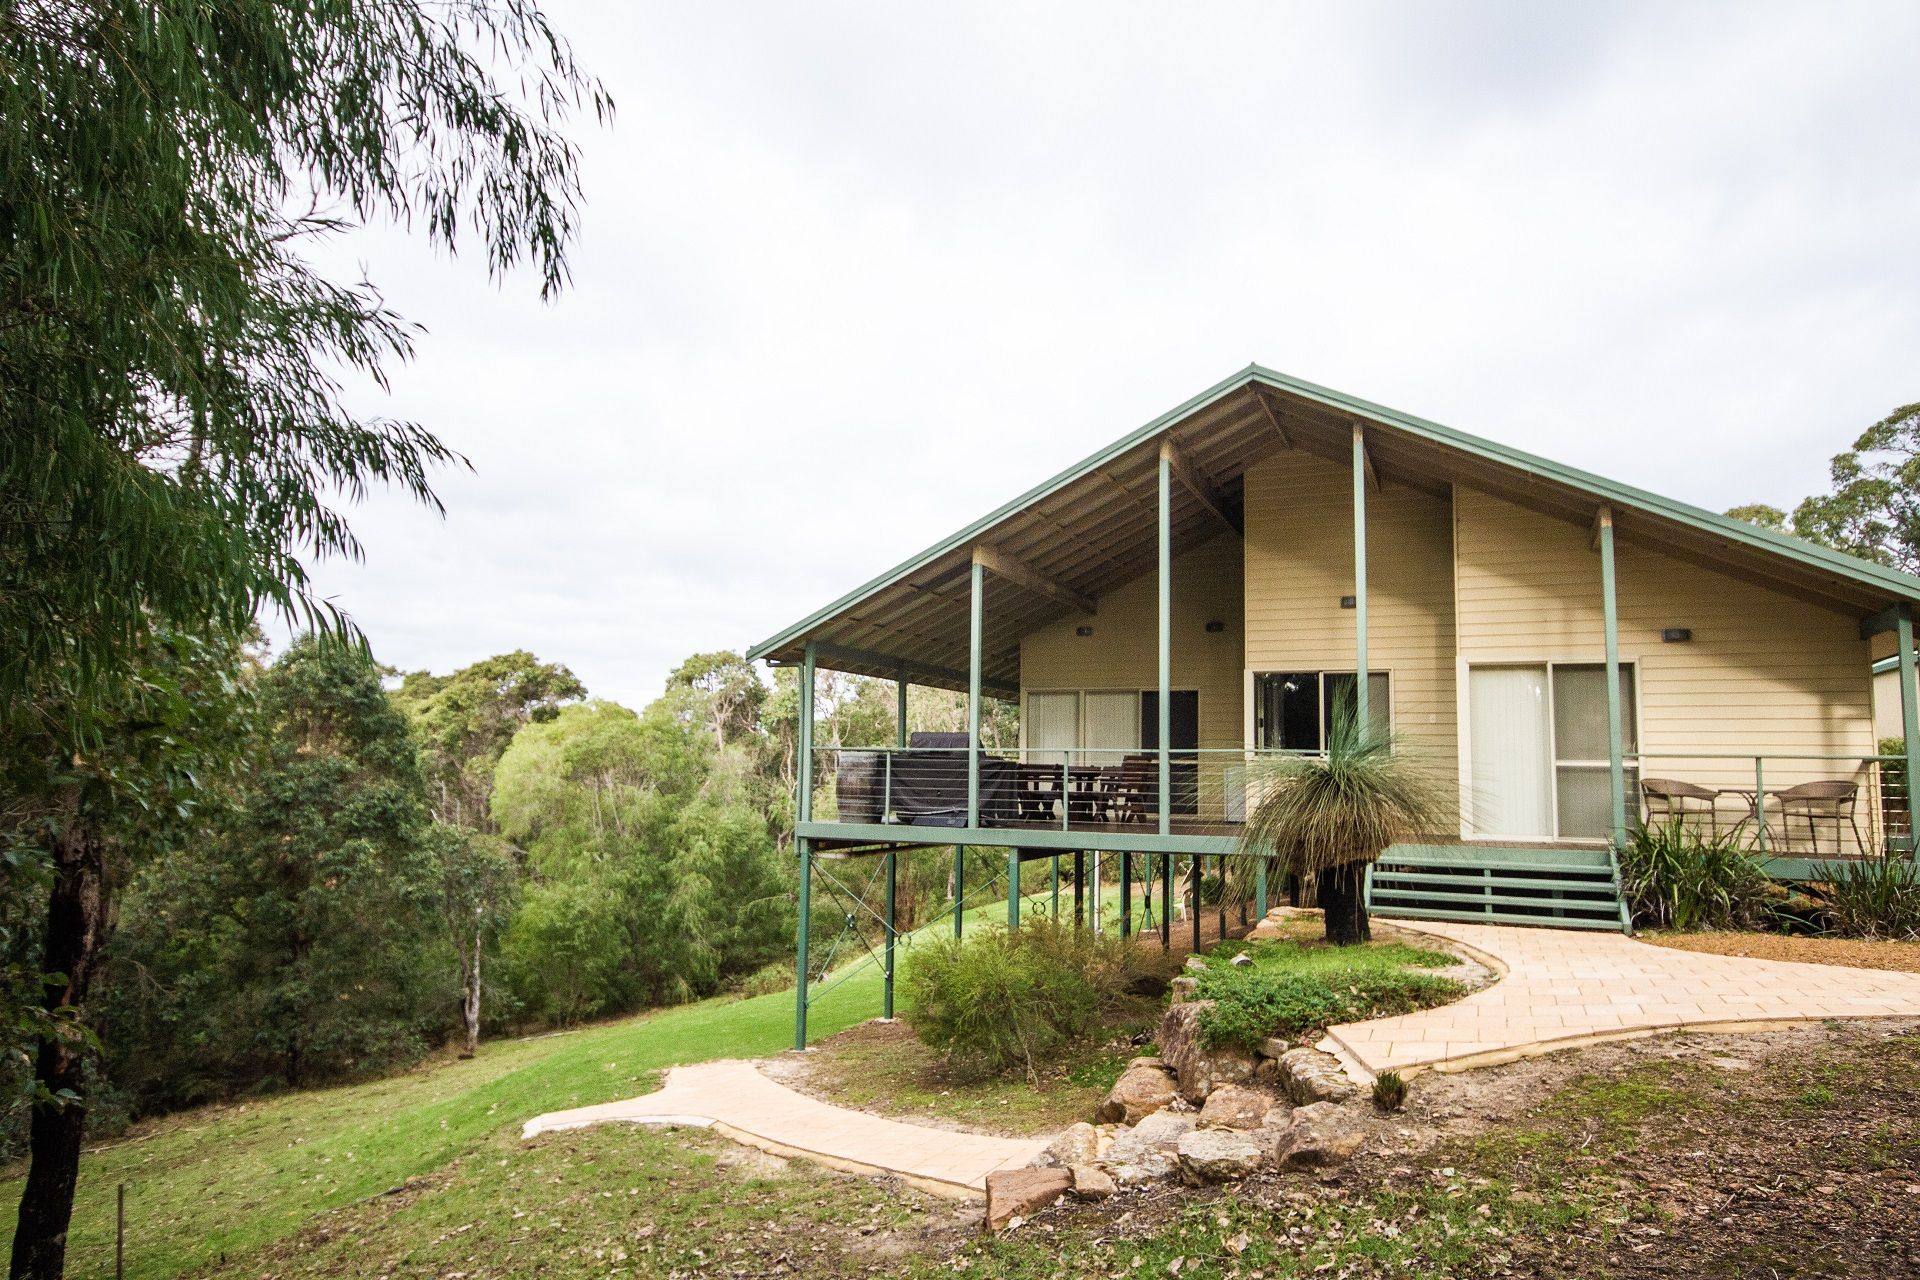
left=1352, top=424, right=1370, bottom=732
left=1119, top=851, right=1133, bottom=938
left=1008, top=850, right=1021, bottom=929
left=1598, top=506, right=1628, bottom=849
left=883, top=850, right=897, bottom=1019
left=1216, top=855, right=1226, bottom=938
left=967, top=556, right=984, bottom=828
left=793, top=641, right=817, bottom=1051
left=953, top=847, right=965, bottom=938
left=1051, top=855, right=1060, bottom=918
left=1160, top=853, right=1172, bottom=949
left=1190, top=855, right=1201, bottom=954
left=886, top=666, right=905, bottom=1017
left=1158, top=444, right=1172, bottom=836
left=1072, top=851, right=1085, bottom=927
left=1256, top=858, right=1268, bottom=919
left=1900, top=606, right=1920, bottom=859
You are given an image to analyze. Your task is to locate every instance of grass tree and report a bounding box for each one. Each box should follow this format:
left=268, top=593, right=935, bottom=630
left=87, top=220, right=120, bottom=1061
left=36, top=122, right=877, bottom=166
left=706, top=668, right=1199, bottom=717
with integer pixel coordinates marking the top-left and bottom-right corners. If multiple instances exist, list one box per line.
left=1241, top=714, right=1441, bottom=946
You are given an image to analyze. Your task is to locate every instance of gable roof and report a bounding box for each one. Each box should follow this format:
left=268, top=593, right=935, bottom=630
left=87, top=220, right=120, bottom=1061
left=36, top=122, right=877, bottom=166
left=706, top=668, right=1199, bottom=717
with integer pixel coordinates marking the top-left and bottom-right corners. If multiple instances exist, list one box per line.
left=748, top=364, right=1920, bottom=694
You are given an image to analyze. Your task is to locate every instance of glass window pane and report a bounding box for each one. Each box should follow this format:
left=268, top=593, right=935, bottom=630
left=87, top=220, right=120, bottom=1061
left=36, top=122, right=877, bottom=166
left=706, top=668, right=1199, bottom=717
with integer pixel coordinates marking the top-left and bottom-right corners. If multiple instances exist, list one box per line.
left=1255, top=673, right=1320, bottom=750
left=1082, top=692, right=1139, bottom=767
left=1026, top=693, right=1078, bottom=767
left=1323, top=672, right=1391, bottom=743
left=1468, top=665, right=1553, bottom=837
left=1555, top=765, right=1611, bottom=839
left=1551, top=664, right=1637, bottom=761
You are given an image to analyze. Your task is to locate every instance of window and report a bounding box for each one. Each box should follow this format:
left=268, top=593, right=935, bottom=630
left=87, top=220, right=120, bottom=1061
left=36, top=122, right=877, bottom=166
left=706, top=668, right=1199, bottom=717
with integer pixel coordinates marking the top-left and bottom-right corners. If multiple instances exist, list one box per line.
left=1022, top=689, right=1199, bottom=813
left=1253, top=671, right=1390, bottom=751
left=1465, top=662, right=1637, bottom=840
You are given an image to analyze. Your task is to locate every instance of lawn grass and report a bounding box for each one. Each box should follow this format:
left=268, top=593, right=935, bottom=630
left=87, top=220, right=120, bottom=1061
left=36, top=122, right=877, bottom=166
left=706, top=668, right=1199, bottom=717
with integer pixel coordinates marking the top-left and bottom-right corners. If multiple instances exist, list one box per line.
left=6, top=894, right=1019, bottom=1280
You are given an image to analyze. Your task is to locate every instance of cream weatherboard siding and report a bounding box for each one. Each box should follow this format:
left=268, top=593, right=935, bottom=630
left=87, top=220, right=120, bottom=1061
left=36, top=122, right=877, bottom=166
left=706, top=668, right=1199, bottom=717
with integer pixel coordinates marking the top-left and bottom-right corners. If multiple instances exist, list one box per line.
left=1018, top=532, right=1245, bottom=755
left=1452, top=486, right=1878, bottom=804
left=1241, top=452, right=1460, bottom=809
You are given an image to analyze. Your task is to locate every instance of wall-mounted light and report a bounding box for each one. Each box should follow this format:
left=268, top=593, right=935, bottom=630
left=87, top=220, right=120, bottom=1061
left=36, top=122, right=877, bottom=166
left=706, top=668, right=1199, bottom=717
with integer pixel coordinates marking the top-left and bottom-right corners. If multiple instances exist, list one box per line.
left=1339, top=595, right=1356, bottom=610
left=1075, top=625, right=1094, bottom=638
left=1661, top=628, right=1692, bottom=643
left=1204, top=620, right=1226, bottom=633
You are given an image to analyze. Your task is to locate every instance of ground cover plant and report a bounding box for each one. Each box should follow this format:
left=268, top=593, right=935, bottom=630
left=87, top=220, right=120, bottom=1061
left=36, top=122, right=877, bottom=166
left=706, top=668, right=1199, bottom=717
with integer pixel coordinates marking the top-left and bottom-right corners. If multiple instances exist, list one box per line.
left=1191, top=937, right=1467, bottom=1053
left=902, top=917, right=1174, bottom=1081
left=1816, top=855, right=1920, bottom=940
left=1617, top=819, right=1774, bottom=931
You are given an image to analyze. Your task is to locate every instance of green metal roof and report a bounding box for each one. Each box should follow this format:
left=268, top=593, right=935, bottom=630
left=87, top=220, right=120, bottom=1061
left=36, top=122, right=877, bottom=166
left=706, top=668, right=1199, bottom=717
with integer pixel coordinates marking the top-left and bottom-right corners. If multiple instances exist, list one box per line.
left=749, top=364, right=1920, bottom=674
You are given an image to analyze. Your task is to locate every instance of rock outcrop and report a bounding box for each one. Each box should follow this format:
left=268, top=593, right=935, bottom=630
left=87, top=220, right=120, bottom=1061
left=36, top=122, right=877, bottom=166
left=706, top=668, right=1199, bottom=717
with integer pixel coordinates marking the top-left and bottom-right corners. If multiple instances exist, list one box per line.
left=984, top=1167, right=1071, bottom=1231
left=1158, top=1000, right=1255, bottom=1103
left=1175, top=1129, right=1267, bottom=1184
left=1097, top=1061, right=1179, bottom=1124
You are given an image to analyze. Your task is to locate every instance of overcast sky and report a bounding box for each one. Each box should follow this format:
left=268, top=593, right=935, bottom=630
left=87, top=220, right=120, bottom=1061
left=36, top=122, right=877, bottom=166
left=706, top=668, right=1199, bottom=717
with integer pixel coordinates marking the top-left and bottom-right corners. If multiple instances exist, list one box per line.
left=293, top=0, right=1920, bottom=709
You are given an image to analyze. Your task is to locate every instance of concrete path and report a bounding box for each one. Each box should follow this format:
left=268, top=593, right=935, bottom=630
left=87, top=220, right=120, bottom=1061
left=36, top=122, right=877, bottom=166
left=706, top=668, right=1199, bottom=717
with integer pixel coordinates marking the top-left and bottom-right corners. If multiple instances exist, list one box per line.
left=522, top=1059, right=1047, bottom=1198
left=1324, top=919, right=1920, bottom=1080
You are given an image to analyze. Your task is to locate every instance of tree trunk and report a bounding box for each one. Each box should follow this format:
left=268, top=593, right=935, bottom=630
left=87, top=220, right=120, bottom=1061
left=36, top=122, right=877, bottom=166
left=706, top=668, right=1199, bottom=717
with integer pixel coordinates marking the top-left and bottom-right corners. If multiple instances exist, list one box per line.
left=1316, top=861, right=1371, bottom=946
left=460, top=930, right=482, bottom=1058
left=10, top=809, right=108, bottom=1280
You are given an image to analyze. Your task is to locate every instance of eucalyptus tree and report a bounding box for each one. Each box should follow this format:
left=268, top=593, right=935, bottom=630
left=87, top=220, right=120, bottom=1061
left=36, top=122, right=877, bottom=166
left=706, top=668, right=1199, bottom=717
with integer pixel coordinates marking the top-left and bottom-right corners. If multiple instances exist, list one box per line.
left=1, top=4, right=605, bottom=1274
left=1730, top=402, right=1920, bottom=573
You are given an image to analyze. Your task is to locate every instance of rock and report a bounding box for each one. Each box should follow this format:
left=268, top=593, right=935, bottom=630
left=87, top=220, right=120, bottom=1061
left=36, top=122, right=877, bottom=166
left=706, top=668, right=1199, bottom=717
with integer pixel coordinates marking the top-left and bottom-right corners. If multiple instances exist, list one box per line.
left=1069, top=1164, right=1116, bottom=1199
left=1264, top=1045, right=1358, bottom=1104
left=1097, top=1063, right=1179, bottom=1125
left=1270, top=1101, right=1366, bottom=1171
left=1230, top=952, right=1252, bottom=966
left=1107, top=1159, right=1174, bottom=1187
left=1175, top=1129, right=1267, bottom=1184
left=1127, top=1055, right=1167, bottom=1070
left=1197, top=1084, right=1277, bottom=1131
left=1104, top=1109, right=1195, bottom=1160
left=1184, top=955, right=1209, bottom=972
left=1168, top=976, right=1201, bottom=1005
left=1159, top=1001, right=1255, bottom=1103
left=984, top=1167, right=1071, bottom=1231
left=1042, top=1122, right=1099, bottom=1167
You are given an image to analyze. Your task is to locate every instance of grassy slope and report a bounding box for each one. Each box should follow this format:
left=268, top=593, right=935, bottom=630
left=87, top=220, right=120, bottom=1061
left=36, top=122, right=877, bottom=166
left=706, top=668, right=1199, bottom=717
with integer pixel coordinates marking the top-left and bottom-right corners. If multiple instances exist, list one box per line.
left=11, top=891, right=1066, bottom=1280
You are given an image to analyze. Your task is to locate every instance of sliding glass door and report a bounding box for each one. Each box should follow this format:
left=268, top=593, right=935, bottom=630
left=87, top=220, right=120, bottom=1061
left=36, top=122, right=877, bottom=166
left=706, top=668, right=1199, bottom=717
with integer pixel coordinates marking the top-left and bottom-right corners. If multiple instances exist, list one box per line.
left=1466, top=663, right=1636, bottom=841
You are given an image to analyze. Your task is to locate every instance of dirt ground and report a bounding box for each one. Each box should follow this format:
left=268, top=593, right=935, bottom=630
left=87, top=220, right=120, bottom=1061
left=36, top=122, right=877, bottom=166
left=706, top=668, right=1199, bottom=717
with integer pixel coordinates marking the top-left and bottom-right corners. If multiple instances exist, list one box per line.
left=1642, top=929, right=1920, bottom=973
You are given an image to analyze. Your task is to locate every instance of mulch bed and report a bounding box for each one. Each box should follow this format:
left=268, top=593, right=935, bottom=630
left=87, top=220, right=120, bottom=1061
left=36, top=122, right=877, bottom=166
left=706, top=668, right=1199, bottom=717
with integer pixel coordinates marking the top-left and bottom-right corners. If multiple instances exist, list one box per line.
left=1643, top=929, right=1920, bottom=974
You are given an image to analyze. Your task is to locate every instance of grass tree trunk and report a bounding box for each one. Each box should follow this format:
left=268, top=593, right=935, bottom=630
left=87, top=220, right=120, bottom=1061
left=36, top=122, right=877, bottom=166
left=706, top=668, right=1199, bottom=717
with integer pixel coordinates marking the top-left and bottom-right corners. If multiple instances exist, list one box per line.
left=1316, top=861, right=1371, bottom=946
left=10, top=810, right=108, bottom=1280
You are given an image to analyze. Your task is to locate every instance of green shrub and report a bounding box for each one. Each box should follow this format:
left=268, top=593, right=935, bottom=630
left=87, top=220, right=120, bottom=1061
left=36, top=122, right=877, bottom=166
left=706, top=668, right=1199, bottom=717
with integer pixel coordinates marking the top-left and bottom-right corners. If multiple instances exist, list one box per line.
left=1192, top=944, right=1465, bottom=1054
left=732, top=962, right=795, bottom=998
left=1617, top=820, right=1772, bottom=931
left=1815, top=856, right=1920, bottom=939
left=1372, top=1069, right=1409, bottom=1112
left=902, top=919, right=1152, bottom=1081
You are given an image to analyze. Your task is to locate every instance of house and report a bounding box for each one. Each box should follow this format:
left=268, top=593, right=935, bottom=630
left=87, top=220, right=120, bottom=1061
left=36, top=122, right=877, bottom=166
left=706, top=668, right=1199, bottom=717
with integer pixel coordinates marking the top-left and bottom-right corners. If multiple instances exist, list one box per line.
left=748, top=365, right=1920, bottom=1046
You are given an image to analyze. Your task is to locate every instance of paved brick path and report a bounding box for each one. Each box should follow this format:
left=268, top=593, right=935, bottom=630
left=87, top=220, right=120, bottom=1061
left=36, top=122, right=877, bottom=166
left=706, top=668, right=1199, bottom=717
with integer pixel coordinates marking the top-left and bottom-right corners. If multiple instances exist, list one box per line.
left=522, top=1059, right=1047, bottom=1197
left=1325, top=919, right=1920, bottom=1080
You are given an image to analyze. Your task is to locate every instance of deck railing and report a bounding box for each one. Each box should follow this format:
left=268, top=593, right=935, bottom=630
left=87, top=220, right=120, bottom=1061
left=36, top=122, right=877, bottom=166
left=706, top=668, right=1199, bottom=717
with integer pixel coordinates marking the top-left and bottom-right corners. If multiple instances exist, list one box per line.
left=803, top=745, right=1325, bottom=836
left=1626, top=751, right=1910, bottom=860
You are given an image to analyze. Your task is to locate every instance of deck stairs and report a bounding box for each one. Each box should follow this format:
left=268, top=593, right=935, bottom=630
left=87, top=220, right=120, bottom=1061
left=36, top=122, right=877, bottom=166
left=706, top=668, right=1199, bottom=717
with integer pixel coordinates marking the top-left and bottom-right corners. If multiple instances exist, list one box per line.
left=1366, top=843, right=1631, bottom=933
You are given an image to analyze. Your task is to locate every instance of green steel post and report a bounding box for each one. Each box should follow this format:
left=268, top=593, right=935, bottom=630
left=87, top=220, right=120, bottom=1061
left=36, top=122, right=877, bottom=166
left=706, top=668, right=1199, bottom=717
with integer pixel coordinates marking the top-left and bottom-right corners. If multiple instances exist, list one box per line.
left=883, top=850, right=897, bottom=1019
left=1754, top=758, right=1766, bottom=855
left=1161, top=853, right=1172, bottom=949
left=1190, top=855, right=1202, bottom=954
left=1216, top=855, right=1225, bottom=939
left=793, top=641, right=816, bottom=1051
left=1051, top=855, right=1060, bottom=918
left=1120, top=850, right=1133, bottom=938
left=1599, top=507, right=1628, bottom=849
left=1256, top=858, right=1268, bottom=919
left=1008, top=850, right=1021, bottom=929
left=1158, top=445, right=1172, bottom=836
left=1073, top=852, right=1085, bottom=927
left=953, top=847, right=965, bottom=938
left=1901, top=607, right=1920, bottom=859
left=967, top=557, right=984, bottom=828
left=1352, top=424, right=1369, bottom=732
left=896, top=667, right=909, bottom=750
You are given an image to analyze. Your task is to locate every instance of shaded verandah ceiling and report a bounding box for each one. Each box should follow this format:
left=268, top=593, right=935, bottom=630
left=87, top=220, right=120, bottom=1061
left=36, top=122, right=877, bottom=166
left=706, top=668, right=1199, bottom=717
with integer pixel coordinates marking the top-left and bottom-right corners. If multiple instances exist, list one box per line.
left=747, top=365, right=1920, bottom=695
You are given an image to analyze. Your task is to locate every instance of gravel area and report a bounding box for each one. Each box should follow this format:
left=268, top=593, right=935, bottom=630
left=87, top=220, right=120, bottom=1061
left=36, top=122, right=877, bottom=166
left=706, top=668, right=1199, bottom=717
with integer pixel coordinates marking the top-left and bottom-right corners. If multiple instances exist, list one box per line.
left=1643, top=929, right=1920, bottom=973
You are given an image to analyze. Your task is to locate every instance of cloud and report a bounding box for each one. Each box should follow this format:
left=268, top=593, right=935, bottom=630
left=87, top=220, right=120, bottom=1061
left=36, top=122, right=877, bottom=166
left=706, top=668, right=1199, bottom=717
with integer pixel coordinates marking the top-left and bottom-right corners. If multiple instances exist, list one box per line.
left=280, top=0, right=1920, bottom=709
